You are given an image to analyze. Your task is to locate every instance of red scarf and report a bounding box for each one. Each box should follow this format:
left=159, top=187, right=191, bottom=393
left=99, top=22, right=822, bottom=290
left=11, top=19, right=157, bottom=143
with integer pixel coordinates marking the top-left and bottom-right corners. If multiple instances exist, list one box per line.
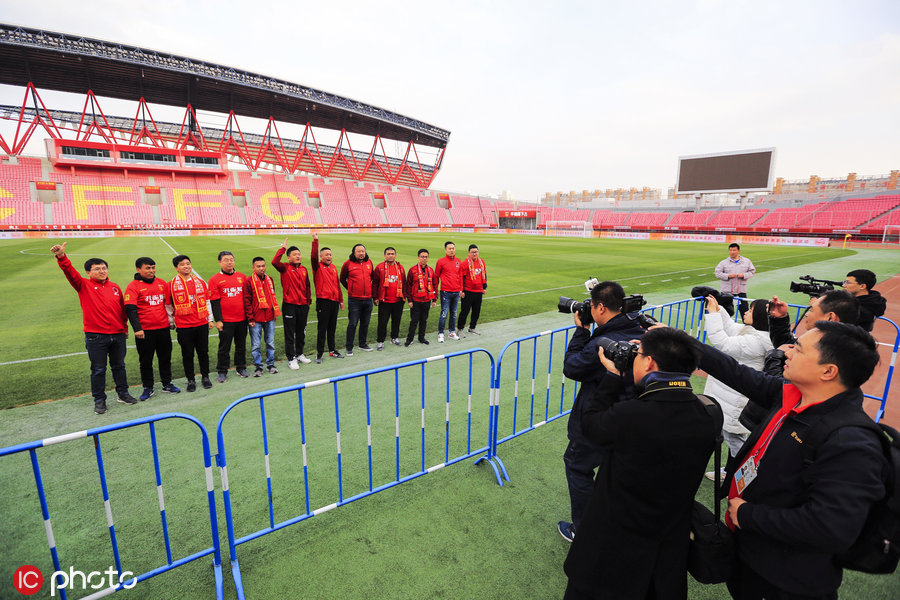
left=381, top=262, right=404, bottom=300
left=467, top=258, right=486, bottom=283
left=251, top=274, right=281, bottom=316
left=414, top=263, right=434, bottom=295
left=171, top=274, right=208, bottom=318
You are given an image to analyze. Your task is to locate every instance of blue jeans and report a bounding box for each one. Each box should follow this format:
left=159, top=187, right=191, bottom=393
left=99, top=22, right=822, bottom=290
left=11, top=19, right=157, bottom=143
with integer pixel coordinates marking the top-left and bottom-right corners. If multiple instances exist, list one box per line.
left=85, top=332, right=128, bottom=402
left=346, top=297, right=374, bottom=351
left=249, top=320, right=276, bottom=367
left=439, top=291, right=459, bottom=334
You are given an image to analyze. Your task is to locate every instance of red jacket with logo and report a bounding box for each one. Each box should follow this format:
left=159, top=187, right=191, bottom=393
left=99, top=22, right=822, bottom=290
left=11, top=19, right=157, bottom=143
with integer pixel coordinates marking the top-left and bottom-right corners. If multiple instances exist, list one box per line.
left=124, top=276, right=170, bottom=330
left=404, top=263, right=437, bottom=303
left=311, top=238, right=343, bottom=302
left=208, top=271, right=248, bottom=322
left=271, top=247, right=311, bottom=305
left=434, top=256, right=462, bottom=293
left=461, top=258, right=487, bottom=293
left=58, top=255, right=127, bottom=334
left=374, top=261, right=406, bottom=303
left=340, top=257, right=375, bottom=299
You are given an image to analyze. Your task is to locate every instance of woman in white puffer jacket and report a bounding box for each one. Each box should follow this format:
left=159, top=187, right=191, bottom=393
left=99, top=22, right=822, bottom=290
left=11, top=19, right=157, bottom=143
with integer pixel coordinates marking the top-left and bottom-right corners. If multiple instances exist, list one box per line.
left=702, top=295, right=773, bottom=468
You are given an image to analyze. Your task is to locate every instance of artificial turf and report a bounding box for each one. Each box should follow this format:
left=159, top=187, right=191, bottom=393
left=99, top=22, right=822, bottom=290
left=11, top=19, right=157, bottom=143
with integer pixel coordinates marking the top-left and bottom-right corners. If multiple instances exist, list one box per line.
left=1, top=235, right=898, bottom=599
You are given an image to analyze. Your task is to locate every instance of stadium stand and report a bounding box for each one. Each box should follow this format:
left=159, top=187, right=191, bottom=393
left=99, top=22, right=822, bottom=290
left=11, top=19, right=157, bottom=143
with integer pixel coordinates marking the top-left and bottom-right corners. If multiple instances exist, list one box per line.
left=412, top=190, right=451, bottom=225
left=2, top=154, right=900, bottom=241
left=343, top=180, right=385, bottom=225
left=447, top=193, right=490, bottom=226
left=315, top=177, right=356, bottom=226
left=625, top=212, right=670, bottom=229
left=707, top=209, right=768, bottom=229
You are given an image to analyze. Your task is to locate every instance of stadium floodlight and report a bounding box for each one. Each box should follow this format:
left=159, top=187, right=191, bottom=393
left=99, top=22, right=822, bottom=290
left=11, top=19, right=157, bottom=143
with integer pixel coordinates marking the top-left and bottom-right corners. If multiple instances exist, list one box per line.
left=676, top=148, right=776, bottom=195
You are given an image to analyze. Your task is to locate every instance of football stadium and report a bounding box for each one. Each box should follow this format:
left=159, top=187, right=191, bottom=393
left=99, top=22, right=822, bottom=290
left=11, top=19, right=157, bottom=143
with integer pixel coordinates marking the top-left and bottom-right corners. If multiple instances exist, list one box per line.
left=1, top=17, right=899, bottom=600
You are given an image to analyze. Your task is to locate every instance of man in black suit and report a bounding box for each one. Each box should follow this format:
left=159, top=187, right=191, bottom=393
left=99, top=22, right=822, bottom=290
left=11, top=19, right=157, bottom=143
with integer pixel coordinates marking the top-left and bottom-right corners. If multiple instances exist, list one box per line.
left=564, top=327, right=722, bottom=600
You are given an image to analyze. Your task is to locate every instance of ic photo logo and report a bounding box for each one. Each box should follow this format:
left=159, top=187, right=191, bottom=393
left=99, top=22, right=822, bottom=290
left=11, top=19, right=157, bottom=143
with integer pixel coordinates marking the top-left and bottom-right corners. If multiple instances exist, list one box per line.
left=13, top=565, right=136, bottom=596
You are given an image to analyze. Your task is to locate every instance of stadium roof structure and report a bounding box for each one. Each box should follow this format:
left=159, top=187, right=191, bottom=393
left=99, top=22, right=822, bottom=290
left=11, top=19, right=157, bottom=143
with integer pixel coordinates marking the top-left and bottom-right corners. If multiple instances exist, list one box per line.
left=0, top=23, right=450, bottom=187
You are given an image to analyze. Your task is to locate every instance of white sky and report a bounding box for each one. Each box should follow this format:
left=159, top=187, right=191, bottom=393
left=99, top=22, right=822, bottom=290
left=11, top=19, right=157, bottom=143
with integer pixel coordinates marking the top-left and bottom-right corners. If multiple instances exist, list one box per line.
left=1, top=0, right=898, bottom=200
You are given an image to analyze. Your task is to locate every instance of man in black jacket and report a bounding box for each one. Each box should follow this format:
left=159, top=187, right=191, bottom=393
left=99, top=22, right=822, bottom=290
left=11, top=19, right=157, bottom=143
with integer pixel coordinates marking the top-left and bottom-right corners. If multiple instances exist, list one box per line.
left=842, top=268, right=886, bottom=332
left=563, top=327, right=720, bottom=599
left=700, top=321, right=887, bottom=600
left=557, top=281, right=646, bottom=542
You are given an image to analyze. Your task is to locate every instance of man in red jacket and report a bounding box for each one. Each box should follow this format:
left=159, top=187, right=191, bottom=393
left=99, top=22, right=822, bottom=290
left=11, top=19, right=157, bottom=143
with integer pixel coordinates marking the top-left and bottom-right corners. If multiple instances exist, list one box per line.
left=208, top=251, right=249, bottom=383
left=311, top=232, right=344, bottom=363
left=51, top=242, right=137, bottom=414
left=373, top=246, right=406, bottom=350
left=243, top=257, right=280, bottom=376
left=434, top=241, right=462, bottom=343
left=272, top=239, right=312, bottom=369
left=403, top=248, right=437, bottom=346
left=124, top=256, right=180, bottom=401
left=457, top=243, right=487, bottom=336
left=340, top=243, right=375, bottom=355
left=168, top=254, right=215, bottom=392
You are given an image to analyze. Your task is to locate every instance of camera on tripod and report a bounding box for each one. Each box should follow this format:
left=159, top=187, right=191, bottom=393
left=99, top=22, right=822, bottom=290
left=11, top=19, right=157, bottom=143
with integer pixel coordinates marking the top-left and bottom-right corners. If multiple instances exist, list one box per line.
left=789, top=275, right=843, bottom=298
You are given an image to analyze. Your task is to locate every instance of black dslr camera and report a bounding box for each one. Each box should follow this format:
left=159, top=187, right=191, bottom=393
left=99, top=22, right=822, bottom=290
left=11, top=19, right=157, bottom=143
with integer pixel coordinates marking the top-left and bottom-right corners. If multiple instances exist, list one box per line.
left=789, top=275, right=842, bottom=298
left=558, top=278, right=601, bottom=325
left=691, top=285, right=736, bottom=317
left=558, top=279, right=651, bottom=327
left=596, top=337, right=640, bottom=372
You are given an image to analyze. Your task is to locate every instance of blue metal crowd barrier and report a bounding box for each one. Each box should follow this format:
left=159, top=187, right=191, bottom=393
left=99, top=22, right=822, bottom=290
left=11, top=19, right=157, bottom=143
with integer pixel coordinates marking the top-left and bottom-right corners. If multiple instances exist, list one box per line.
left=868, top=317, right=898, bottom=423
left=0, top=413, right=223, bottom=600
left=215, top=348, right=497, bottom=600
left=490, top=301, right=708, bottom=456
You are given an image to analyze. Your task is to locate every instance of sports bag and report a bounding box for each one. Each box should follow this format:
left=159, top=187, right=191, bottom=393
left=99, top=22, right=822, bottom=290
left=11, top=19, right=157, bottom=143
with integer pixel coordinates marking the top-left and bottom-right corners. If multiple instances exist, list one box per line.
left=802, top=411, right=899, bottom=574
left=688, top=394, right=734, bottom=584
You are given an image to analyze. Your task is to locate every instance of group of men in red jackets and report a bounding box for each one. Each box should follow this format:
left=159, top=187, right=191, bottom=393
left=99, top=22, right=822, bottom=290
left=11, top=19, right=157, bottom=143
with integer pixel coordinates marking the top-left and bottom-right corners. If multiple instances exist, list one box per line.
left=53, top=235, right=488, bottom=414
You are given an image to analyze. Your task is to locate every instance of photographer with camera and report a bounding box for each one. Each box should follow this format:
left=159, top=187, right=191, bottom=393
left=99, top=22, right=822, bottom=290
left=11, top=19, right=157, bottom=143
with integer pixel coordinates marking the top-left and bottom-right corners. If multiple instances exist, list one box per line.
left=739, top=289, right=860, bottom=433
left=563, top=327, right=721, bottom=600
left=702, top=295, right=773, bottom=482
left=767, top=289, right=859, bottom=350
left=557, top=280, right=646, bottom=543
left=715, top=243, right=755, bottom=318
left=843, top=269, right=886, bottom=332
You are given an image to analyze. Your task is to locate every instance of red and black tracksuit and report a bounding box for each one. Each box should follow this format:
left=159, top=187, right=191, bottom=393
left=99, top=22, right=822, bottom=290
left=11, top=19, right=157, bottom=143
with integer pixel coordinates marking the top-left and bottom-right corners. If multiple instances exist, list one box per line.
left=208, top=270, right=248, bottom=375
left=374, top=261, right=406, bottom=342
left=458, top=257, right=487, bottom=331
left=124, top=274, right=174, bottom=389
left=403, top=263, right=437, bottom=343
left=311, top=238, right=343, bottom=355
left=272, top=247, right=312, bottom=359
left=57, top=254, right=129, bottom=403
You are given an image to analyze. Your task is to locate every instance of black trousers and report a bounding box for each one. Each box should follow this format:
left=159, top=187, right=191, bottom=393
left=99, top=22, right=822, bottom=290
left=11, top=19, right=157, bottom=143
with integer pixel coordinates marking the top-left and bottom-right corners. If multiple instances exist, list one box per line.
left=563, top=437, right=605, bottom=528
left=406, top=301, right=431, bottom=342
left=736, top=292, right=749, bottom=318
left=316, top=298, right=339, bottom=354
left=216, top=320, right=248, bottom=373
left=177, top=324, right=210, bottom=380
left=282, top=302, right=310, bottom=358
left=85, top=332, right=128, bottom=402
left=727, top=560, right=837, bottom=600
left=457, top=291, right=483, bottom=330
left=377, top=300, right=404, bottom=342
left=135, top=327, right=173, bottom=388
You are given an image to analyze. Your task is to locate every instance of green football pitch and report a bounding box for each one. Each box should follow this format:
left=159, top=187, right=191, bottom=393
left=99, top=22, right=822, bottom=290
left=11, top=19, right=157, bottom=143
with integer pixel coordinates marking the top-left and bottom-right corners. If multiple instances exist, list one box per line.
left=1, top=234, right=898, bottom=599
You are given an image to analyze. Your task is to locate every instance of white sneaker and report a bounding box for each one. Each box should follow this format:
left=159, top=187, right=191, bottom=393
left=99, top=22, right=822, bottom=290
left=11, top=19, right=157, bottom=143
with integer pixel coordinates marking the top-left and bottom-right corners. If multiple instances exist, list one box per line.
left=468, top=328, right=481, bottom=335
left=704, top=468, right=727, bottom=483
left=438, top=333, right=445, bottom=343
left=296, top=354, right=312, bottom=365
left=288, top=359, right=300, bottom=370
left=448, top=332, right=460, bottom=340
